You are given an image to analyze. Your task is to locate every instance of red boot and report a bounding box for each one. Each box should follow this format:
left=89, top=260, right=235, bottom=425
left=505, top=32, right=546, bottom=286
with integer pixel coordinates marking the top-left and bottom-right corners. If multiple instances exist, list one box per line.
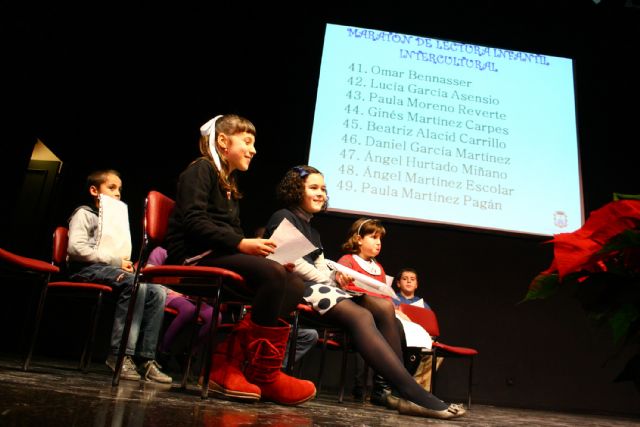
left=207, top=315, right=261, bottom=401
left=244, top=317, right=316, bottom=405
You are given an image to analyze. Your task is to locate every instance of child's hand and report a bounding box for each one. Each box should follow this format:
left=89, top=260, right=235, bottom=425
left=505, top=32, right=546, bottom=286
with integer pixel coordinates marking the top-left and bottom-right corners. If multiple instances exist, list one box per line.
left=121, top=259, right=134, bottom=272
left=237, top=238, right=277, bottom=257
left=335, top=271, right=353, bottom=289
left=283, top=263, right=295, bottom=272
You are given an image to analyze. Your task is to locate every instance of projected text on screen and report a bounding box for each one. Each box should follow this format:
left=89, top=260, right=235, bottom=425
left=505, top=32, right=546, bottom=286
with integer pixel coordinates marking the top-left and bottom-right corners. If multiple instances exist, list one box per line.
left=308, top=24, right=583, bottom=236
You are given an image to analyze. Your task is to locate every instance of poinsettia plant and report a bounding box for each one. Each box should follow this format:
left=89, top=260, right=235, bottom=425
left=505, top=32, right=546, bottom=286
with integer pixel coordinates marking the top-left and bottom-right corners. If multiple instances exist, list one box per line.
left=525, top=194, right=640, bottom=389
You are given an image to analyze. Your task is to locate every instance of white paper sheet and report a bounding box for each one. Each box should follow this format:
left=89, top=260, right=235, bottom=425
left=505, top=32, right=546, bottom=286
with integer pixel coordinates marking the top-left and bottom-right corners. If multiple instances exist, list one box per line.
left=397, top=316, right=432, bottom=349
left=385, top=275, right=394, bottom=287
left=96, top=194, right=132, bottom=260
left=325, top=259, right=399, bottom=300
left=410, top=298, right=426, bottom=307
left=266, top=218, right=318, bottom=265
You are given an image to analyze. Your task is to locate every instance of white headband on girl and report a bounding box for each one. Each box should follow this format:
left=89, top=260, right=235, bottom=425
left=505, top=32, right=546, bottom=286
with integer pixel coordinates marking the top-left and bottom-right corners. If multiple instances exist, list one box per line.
left=200, top=115, right=223, bottom=171
left=357, top=219, right=373, bottom=236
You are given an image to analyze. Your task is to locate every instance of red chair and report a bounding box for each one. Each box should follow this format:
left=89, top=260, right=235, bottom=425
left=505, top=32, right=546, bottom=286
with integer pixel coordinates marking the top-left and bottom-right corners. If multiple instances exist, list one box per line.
left=0, top=227, right=113, bottom=372
left=398, top=303, right=478, bottom=408
left=113, top=190, right=251, bottom=399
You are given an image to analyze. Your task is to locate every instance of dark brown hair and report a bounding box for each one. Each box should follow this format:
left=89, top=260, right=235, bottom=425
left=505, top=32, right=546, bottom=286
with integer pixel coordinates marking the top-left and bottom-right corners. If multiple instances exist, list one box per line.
left=86, top=169, right=120, bottom=192
left=275, top=165, right=328, bottom=210
left=197, top=114, right=256, bottom=200
left=392, top=267, right=419, bottom=288
left=341, top=218, right=386, bottom=254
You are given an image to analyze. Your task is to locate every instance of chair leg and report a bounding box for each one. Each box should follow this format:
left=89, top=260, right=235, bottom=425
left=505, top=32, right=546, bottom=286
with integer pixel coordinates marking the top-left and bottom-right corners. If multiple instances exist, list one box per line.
left=80, top=291, right=104, bottom=371
left=467, top=357, right=474, bottom=408
left=362, top=362, right=370, bottom=402
left=316, top=329, right=329, bottom=394
left=285, top=310, right=299, bottom=375
left=295, top=355, right=304, bottom=378
left=338, top=333, right=350, bottom=403
left=429, top=350, right=437, bottom=395
left=23, top=282, right=50, bottom=371
left=200, top=283, right=223, bottom=400
left=181, top=297, right=204, bottom=389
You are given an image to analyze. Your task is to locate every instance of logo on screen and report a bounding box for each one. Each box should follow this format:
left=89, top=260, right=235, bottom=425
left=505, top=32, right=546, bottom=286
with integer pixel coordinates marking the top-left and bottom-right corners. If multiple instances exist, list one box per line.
left=553, top=211, right=568, bottom=228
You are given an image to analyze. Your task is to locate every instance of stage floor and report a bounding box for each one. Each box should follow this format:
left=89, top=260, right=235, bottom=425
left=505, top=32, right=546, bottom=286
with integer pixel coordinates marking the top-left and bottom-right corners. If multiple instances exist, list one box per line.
left=1, top=355, right=638, bottom=427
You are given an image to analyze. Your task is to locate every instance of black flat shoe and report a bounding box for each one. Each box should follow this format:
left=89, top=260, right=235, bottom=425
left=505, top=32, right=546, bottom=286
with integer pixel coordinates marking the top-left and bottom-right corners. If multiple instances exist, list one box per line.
left=397, top=399, right=466, bottom=419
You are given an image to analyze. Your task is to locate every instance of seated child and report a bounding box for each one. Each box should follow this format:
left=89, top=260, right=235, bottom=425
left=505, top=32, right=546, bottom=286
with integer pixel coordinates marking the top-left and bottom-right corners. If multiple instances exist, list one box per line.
left=263, top=165, right=465, bottom=419
left=393, top=267, right=443, bottom=392
left=394, top=267, right=431, bottom=309
left=67, top=169, right=171, bottom=383
left=337, top=218, right=432, bottom=404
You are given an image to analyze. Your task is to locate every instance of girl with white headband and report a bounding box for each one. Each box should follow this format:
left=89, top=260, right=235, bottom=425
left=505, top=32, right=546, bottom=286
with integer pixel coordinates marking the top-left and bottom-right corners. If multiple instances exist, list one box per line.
left=338, top=218, right=435, bottom=406
left=262, top=165, right=465, bottom=420
left=164, top=114, right=315, bottom=406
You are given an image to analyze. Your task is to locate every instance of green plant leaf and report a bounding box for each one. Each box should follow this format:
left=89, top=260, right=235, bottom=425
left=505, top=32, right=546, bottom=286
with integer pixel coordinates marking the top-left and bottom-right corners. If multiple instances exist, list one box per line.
left=523, top=273, right=560, bottom=301
left=609, top=304, right=640, bottom=344
left=613, top=193, right=640, bottom=201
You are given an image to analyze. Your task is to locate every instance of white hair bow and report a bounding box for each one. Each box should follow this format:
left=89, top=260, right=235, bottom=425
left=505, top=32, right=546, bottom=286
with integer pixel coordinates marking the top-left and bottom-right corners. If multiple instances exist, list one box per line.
left=200, top=115, right=223, bottom=171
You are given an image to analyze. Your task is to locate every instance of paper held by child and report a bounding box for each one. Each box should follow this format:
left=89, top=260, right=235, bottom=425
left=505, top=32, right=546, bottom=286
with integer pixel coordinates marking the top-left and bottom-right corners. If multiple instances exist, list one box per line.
left=96, top=194, right=132, bottom=260
left=325, top=260, right=399, bottom=300
left=266, top=218, right=318, bottom=265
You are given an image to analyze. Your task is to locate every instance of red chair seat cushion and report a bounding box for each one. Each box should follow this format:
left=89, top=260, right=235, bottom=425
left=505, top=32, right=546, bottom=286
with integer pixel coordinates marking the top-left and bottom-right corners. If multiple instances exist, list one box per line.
left=317, top=338, right=342, bottom=349
left=0, top=248, right=59, bottom=274
left=142, top=265, right=245, bottom=283
left=48, top=281, right=113, bottom=293
left=433, top=341, right=478, bottom=356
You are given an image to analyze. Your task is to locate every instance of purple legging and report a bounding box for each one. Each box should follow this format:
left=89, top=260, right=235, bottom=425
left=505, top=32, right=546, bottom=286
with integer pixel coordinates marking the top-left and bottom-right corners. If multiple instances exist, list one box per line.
left=159, top=296, right=214, bottom=354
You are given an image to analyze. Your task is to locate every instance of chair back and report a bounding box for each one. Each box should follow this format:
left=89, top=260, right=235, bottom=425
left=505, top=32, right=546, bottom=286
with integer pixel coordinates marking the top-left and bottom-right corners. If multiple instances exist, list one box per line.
left=145, top=190, right=175, bottom=246
left=52, top=226, right=69, bottom=266
left=398, top=303, right=440, bottom=339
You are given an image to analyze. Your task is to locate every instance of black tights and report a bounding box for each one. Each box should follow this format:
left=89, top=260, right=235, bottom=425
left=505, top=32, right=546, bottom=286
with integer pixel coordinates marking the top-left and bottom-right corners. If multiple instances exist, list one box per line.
left=324, top=295, right=447, bottom=410
left=199, top=253, right=304, bottom=326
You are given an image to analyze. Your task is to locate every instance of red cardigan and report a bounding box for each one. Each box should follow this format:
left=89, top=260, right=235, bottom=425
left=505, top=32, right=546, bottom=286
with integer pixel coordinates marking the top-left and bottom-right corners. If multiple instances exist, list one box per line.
left=337, top=254, right=392, bottom=301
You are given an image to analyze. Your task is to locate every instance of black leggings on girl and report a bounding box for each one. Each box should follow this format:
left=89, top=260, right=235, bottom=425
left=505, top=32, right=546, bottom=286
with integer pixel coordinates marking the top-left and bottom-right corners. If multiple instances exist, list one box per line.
left=324, top=295, right=448, bottom=411
left=199, top=253, right=304, bottom=326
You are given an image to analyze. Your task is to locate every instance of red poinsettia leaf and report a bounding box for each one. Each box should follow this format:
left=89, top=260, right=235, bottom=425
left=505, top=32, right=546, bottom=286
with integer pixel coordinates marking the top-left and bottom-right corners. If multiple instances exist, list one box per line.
left=550, top=200, right=640, bottom=279
left=552, top=236, right=603, bottom=278
left=527, top=198, right=640, bottom=385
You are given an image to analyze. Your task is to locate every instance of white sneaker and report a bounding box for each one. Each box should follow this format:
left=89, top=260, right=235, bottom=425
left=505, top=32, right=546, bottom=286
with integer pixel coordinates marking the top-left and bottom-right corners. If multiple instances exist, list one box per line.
left=105, top=355, right=141, bottom=381
left=142, top=360, right=172, bottom=384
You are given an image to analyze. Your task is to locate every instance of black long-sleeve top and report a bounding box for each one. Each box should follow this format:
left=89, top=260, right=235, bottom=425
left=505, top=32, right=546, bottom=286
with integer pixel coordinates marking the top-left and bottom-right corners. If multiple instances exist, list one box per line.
left=165, top=158, right=244, bottom=264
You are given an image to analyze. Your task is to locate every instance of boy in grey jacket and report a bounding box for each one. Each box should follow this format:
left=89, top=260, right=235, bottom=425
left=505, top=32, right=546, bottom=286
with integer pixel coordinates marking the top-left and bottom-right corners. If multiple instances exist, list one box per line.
left=67, top=169, right=171, bottom=383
